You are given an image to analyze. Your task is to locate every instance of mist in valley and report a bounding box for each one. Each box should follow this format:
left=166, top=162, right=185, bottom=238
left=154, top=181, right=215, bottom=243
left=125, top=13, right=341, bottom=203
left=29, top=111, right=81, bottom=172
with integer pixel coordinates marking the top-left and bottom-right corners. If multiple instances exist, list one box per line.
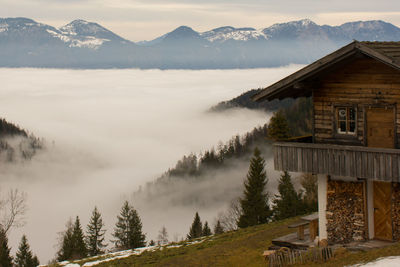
left=0, top=65, right=303, bottom=263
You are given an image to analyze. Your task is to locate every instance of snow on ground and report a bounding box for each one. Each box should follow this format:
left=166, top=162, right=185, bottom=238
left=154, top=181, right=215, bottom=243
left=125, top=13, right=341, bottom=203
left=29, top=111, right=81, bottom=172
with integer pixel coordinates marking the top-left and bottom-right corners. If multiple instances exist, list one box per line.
left=350, top=256, right=400, bottom=267
left=53, top=237, right=209, bottom=267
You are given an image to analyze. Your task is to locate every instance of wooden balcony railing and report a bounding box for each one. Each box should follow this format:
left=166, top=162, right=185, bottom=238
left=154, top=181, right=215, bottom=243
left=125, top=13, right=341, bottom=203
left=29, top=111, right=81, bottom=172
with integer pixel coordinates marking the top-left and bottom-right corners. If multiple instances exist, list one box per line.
left=274, top=142, right=400, bottom=181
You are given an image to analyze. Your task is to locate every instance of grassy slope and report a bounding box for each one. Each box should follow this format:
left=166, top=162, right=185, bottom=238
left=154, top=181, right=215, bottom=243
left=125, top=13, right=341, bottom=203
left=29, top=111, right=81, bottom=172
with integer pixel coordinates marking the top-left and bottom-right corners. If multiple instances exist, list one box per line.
left=55, top=216, right=400, bottom=267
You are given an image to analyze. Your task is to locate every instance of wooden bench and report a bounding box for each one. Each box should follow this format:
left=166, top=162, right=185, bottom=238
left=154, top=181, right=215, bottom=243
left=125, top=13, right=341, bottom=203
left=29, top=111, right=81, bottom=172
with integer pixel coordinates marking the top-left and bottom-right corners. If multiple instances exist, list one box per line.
left=301, top=213, right=319, bottom=242
left=288, top=220, right=309, bottom=240
left=288, top=212, right=319, bottom=241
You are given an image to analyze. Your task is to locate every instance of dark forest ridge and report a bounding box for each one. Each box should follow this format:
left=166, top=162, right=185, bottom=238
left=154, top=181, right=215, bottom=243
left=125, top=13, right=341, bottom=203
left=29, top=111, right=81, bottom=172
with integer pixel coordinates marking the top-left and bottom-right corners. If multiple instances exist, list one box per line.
left=1, top=18, right=400, bottom=69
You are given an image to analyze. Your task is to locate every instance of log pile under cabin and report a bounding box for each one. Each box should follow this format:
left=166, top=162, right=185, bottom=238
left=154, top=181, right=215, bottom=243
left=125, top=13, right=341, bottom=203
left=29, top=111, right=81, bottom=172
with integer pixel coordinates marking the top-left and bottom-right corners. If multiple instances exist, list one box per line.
left=392, top=183, right=400, bottom=240
left=326, top=180, right=367, bottom=243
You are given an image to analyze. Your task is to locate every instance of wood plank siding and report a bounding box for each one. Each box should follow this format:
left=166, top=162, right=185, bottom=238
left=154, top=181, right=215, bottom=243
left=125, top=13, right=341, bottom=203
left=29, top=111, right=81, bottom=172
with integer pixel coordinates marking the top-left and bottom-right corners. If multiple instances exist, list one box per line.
left=274, top=142, right=400, bottom=181
left=314, top=57, right=400, bottom=146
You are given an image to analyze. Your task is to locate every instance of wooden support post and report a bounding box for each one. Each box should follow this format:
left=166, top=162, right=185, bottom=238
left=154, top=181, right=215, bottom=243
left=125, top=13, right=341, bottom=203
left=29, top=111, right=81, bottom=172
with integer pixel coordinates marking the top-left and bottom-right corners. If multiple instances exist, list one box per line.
left=298, top=225, right=305, bottom=240
left=309, top=220, right=318, bottom=241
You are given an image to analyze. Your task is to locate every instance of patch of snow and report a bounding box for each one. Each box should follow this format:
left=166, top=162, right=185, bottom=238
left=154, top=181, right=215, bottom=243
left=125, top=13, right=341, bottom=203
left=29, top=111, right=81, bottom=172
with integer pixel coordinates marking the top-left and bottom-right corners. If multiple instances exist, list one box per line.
left=46, top=29, right=71, bottom=43
left=69, top=36, right=109, bottom=49
left=0, top=25, right=7, bottom=33
left=82, top=246, right=158, bottom=266
left=79, top=238, right=210, bottom=266
left=57, top=261, right=71, bottom=266
left=60, top=24, right=77, bottom=36
left=202, top=28, right=268, bottom=42
left=350, top=256, right=400, bottom=267
left=65, top=264, right=80, bottom=267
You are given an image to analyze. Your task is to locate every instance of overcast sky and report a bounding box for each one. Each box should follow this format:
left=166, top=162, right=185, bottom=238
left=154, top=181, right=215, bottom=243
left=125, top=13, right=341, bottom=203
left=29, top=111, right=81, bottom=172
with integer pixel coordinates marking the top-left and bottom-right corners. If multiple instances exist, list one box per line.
left=1, top=0, right=400, bottom=44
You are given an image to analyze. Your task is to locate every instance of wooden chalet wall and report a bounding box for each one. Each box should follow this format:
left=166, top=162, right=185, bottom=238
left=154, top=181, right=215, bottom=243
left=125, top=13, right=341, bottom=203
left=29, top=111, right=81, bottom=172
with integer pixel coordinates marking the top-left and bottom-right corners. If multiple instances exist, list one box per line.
left=313, top=56, right=400, bottom=147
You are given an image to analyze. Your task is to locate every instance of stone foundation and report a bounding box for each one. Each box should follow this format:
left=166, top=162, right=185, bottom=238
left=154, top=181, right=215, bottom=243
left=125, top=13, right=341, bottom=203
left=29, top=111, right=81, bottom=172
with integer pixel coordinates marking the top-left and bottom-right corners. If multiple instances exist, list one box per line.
left=326, top=180, right=367, bottom=243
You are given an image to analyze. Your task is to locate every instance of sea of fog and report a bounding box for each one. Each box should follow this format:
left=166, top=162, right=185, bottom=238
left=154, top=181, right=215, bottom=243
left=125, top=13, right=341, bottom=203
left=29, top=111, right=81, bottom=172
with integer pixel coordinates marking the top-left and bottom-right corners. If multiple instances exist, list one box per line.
left=0, top=66, right=302, bottom=263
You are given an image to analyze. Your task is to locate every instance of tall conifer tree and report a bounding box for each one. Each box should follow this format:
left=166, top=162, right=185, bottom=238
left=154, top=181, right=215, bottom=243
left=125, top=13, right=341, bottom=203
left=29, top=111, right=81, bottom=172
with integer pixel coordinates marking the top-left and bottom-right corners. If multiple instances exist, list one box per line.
left=267, top=110, right=290, bottom=141
left=86, top=207, right=106, bottom=256
left=187, top=212, right=202, bottom=240
left=0, top=228, right=12, bottom=267
left=113, top=201, right=146, bottom=250
left=57, top=217, right=87, bottom=261
left=238, top=147, right=271, bottom=228
left=57, top=219, right=74, bottom=261
left=71, top=216, right=87, bottom=260
left=213, top=220, right=224, bottom=235
left=202, top=221, right=212, bottom=236
left=15, top=235, right=38, bottom=267
left=273, top=171, right=304, bottom=220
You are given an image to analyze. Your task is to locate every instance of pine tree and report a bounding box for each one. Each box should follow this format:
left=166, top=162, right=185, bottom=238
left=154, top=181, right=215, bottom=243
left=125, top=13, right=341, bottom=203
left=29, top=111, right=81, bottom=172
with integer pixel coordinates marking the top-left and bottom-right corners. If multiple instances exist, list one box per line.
left=238, top=147, right=271, bottom=228
left=0, top=228, right=13, bottom=267
left=148, top=240, right=155, bottom=246
left=300, top=173, right=318, bottom=212
left=267, top=110, right=290, bottom=141
left=71, top=216, right=87, bottom=260
left=15, top=235, right=38, bottom=267
left=273, top=171, right=304, bottom=220
left=202, top=221, right=212, bottom=236
left=57, top=217, right=87, bottom=261
left=157, top=226, right=168, bottom=245
left=213, top=220, right=224, bottom=235
left=86, top=207, right=106, bottom=256
left=57, top=219, right=74, bottom=261
left=113, top=201, right=146, bottom=250
left=32, top=255, right=39, bottom=267
left=187, top=212, right=202, bottom=240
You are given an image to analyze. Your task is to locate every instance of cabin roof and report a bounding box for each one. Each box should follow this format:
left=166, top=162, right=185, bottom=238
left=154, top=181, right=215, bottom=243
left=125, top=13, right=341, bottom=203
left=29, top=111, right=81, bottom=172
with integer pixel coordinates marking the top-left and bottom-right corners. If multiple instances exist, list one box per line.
left=253, top=41, right=400, bottom=102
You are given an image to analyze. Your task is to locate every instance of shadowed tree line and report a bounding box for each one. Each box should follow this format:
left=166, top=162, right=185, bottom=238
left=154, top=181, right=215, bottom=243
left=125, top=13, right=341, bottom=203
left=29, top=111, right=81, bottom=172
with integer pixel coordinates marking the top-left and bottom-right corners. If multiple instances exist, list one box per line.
left=0, top=118, right=44, bottom=161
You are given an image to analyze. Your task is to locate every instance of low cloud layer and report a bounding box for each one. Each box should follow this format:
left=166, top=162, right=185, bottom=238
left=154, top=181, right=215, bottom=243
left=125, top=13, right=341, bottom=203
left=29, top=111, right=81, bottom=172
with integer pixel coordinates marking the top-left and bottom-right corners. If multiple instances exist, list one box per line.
left=0, top=66, right=301, bottom=262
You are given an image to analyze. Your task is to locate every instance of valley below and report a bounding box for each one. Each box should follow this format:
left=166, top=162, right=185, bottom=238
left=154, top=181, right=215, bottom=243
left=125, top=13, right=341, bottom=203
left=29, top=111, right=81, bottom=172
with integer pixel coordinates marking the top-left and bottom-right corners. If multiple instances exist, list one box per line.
left=0, top=66, right=302, bottom=263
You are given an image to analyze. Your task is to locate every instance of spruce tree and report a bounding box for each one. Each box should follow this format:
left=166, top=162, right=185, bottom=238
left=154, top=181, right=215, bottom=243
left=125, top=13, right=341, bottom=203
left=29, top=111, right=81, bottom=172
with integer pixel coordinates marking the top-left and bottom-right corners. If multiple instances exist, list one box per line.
left=202, top=221, right=212, bottom=236
left=32, top=255, right=39, bottom=267
left=273, top=171, right=304, bottom=220
left=15, top=235, right=38, bottom=267
left=57, top=219, right=74, bottom=261
left=113, top=201, right=146, bottom=250
left=187, top=212, right=202, bottom=240
left=300, top=173, right=318, bottom=212
left=213, top=220, right=224, bottom=235
left=238, top=147, right=271, bottom=228
left=267, top=110, right=290, bottom=141
left=71, top=216, right=87, bottom=260
left=57, top=217, right=87, bottom=261
left=86, top=207, right=106, bottom=256
left=0, top=228, right=13, bottom=267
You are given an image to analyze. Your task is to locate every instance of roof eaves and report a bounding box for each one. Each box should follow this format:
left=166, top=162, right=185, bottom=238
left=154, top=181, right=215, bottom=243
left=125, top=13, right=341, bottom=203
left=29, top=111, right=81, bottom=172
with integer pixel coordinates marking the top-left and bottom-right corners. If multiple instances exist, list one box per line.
left=356, top=42, right=400, bottom=71
left=252, top=41, right=359, bottom=102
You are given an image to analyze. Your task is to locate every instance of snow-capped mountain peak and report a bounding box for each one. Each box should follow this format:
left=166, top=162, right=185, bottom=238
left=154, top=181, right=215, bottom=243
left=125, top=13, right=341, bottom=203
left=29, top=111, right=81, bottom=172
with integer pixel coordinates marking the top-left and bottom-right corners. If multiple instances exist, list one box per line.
left=60, top=19, right=108, bottom=36
left=201, top=26, right=268, bottom=42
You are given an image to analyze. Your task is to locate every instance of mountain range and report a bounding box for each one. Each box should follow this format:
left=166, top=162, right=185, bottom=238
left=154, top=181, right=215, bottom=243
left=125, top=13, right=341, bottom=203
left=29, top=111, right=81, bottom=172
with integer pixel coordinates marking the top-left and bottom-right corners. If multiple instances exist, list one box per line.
left=1, top=17, right=400, bottom=69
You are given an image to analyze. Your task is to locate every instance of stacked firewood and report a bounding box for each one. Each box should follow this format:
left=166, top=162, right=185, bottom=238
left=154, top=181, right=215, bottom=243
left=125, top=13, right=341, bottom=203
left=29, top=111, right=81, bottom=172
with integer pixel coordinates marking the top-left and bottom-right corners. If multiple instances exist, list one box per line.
left=392, top=183, right=400, bottom=240
left=326, top=180, right=367, bottom=243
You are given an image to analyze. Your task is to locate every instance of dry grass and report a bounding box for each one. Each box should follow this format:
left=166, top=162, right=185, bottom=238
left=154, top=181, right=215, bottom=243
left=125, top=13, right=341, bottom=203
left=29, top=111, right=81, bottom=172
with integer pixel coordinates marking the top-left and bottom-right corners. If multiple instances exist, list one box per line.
left=51, top=216, right=400, bottom=267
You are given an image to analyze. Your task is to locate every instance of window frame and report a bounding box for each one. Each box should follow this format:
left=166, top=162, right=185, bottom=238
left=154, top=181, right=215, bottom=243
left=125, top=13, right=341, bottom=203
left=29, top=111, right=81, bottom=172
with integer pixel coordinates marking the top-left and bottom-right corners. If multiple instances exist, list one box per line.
left=335, top=105, right=357, bottom=136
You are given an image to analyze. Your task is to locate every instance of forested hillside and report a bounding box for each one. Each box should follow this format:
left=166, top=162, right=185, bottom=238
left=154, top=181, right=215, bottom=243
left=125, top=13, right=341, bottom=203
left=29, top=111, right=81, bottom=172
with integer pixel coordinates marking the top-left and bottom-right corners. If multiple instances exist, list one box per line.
left=212, top=89, right=312, bottom=137
left=0, top=118, right=43, bottom=161
left=133, top=95, right=312, bottom=207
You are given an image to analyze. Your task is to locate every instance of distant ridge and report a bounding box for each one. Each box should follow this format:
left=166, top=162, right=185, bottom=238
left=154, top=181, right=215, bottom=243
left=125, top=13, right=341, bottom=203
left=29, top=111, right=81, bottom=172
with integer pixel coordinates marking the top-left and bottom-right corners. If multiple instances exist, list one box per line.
left=0, top=18, right=399, bottom=69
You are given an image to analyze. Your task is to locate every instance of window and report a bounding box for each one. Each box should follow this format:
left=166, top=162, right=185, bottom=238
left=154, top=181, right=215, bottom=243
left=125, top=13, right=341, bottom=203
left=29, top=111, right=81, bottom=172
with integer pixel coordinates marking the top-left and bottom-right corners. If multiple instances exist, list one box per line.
left=337, top=107, right=356, bottom=134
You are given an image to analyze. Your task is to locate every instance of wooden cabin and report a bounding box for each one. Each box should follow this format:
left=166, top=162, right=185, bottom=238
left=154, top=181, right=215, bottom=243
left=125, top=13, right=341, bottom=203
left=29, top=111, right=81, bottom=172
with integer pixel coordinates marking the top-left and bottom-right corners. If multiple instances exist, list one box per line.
left=253, top=41, right=400, bottom=244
